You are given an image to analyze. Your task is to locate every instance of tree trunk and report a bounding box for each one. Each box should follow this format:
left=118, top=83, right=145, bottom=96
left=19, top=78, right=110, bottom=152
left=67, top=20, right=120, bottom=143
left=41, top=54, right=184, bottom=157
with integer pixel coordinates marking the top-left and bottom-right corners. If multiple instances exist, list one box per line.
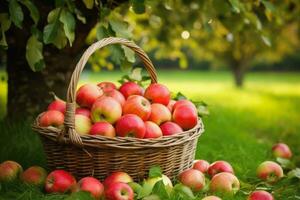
left=232, top=66, right=244, bottom=87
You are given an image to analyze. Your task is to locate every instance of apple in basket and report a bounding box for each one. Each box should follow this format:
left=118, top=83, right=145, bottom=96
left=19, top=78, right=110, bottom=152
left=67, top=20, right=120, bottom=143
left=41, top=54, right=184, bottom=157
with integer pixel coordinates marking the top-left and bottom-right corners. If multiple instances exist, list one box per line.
left=103, top=171, right=133, bottom=188
left=272, top=143, right=292, bottom=159
left=167, top=100, right=176, bottom=112
left=0, top=160, right=23, bottom=182
left=173, top=104, right=198, bottom=130
left=210, top=172, right=240, bottom=195
left=75, top=114, right=92, bottom=135
left=193, top=160, right=210, bottom=173
left=248, top=190, right=274, bottom=200
left=256, top=161, right=283, bottom=183
left=73, top=177, right=104, bottom=199
left=208, top=161, right=234, bottom=177
left=45, top=169, right=76, bottom=193
left=122, top=95, right=151, bottom=121
left=76, top=84, right=103, bottom=108
left=119, top=82, right=143, bottom=99
left=39, top=110, right=64, bottom=128
left=101, top=89, right=126, bottom=106
left=90, top=122, right=116, bottom=138
left=144, top=83, right=171, bottom=106
left=173, top=99, right=197, bottom=111
left=179, top=169, right=206, bottom=192
left=115, top=114, right=146, bottom=138
left=48, top=99, right=66, bottom=114
left=160, top=122, right=183, bottom=136
left=20, top=166, right=47, bottom=186
left=144, top=121, right=163, bottom=139
left=75, top=107, right=91, bottom=118
left=149, top=103, right=171, bottom=125
left=105, top=182, right=134, bottom=200
left=97, top=81, right=117, bottom=92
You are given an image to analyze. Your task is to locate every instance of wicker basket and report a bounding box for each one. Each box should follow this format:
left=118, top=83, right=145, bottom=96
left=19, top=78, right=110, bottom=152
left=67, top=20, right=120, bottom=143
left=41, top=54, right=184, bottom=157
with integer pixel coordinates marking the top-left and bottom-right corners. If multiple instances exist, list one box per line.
left=32, top=37, right=204, bottom=182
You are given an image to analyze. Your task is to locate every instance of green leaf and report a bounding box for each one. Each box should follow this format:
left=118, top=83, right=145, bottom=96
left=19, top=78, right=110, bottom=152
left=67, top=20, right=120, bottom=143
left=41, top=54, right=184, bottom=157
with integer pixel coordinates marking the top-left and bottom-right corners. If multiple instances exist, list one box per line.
left=43, top=8, right=64, bottom=47
left=120, top=60, right=133, bottom=73
left=131, top=0, right=146, bottom=14
left=129, top=68, right=143, bottom=82
left=59, top=9, right=75, bottom=46
left=74, top=9, right=86, bottom=24
left=174, top=92, right=187, bottom=100
left=194, top=101, right=210, bottom=117
left=109, top=19, right=132, bottom=38
left=172, top=184, right=195, bottom=199
left=0, top=13, right=11, bottom=48
left=261, top=35, right=271, bottom=47
left=26, top=35, right=45, bottom=71
left=9, top=0, right=24, bottom=28
left=20, top=0, right=39, bottom=25
left=109, top=45, right=125, bottom=65
left=149, top=166, right=162, bottom=178
left=123, top=46, right=136, bottom=63
left=287, top=168, right=300, bottom=179
left=65, top=191, right=94, bottom=200
left=52, top=24, right=68, bottom=49
left=82, top=0, right=94, bottom=9
left=276, top=157, right=292, bottom=169
left=244, top=12, right=262, bottom=30
left=152, top=180, right=169, bottom=200
left=142, top=194, right=161, bottom=200
left=96, top=25, right=109, bottom=40
left=47, top=8, right=61, bottom=23
left=261, top=0, right=275, bottom=12
left=43, top=23, right=59, bottom=44
left=228, top=0, right=242, bottom=13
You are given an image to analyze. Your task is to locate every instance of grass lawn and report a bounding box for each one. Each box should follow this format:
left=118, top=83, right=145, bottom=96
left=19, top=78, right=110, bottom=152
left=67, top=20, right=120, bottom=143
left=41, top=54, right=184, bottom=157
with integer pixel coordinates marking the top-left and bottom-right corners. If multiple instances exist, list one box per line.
left=0, top=70, right=300, bottom=199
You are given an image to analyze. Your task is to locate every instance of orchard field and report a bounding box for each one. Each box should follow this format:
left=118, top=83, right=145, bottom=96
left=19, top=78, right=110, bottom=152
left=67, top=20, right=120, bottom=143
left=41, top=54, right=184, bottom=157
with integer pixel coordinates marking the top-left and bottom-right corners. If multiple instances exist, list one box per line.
left=0, top=70, right=300, bottom=199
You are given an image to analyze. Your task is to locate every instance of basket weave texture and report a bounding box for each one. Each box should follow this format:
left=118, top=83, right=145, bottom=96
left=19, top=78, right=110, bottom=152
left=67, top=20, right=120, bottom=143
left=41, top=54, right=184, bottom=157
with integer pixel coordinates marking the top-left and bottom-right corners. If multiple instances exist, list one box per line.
left=32, top=37, right=204, bottom=181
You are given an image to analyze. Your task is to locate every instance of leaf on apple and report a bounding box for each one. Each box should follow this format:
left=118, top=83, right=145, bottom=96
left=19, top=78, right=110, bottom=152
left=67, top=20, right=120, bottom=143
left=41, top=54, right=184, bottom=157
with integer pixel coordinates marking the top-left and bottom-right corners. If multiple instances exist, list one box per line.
left=152, top=180, right=169, bottom=200
left=148, top=166, right=162, bottom=178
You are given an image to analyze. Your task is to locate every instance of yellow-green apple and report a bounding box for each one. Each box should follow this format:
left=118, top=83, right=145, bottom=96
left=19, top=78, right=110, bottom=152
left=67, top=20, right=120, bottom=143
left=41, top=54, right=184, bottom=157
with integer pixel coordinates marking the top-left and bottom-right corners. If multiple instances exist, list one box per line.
left=97, top=81, right=117, bottom=92
left=179, top=169, right=205, bottom=192
left=248, top=190, right=274, bottom=200
left=160, top=122, right=183, bottom=136
left=210, top=172, right=240, bottom=195
left=73, top=177, right=104, bottom=200
left=45, top=170, right=76, bottom=193
left=75, top=107, right=91, bottom=118
left=48, top=99, right=66, bottom=114
left=272, top=143, right=292, bottom=159
left=91, top=97, right=122, bottom=124
left=76, top=84, right=103, bottom=108
left=173, top=105, right=198, bottom=130
left=256, top=161, right=283, bottom=183
left=119, top=82, right=143, bottom=99
left=39, top=110, right=64, bottom=128
left=115, top=114, right=146, bottom=138
left=167, top=100, right=176, bottom=112
left=208, top=161, right=234, bottom=177
left=202, top=196, right=222, bottom=200
left=105, top=182, right=134, bottom=200
left=101, top=89, right=125, bottom=106
left=144, top=83, right=170, bottom=106
left=122, top=95, right=151, bottom=121
left=103, top=171, right=133, bottom=188
left=173, top=99, right=197, bottom=111
left=144, top=121, right=163, bottom=139
left=75, top=114, right=92, bottom=135
left=149, top=104, right=171, bottom=125
left=20, top=166, right=47, bottom=186
left=193, top=160, right=210, bottom=173
left=143, top=174, right=173, bottom=195
left=90, top=122, right=115, bottom=138
left=0, top=160, right=23, bottom=182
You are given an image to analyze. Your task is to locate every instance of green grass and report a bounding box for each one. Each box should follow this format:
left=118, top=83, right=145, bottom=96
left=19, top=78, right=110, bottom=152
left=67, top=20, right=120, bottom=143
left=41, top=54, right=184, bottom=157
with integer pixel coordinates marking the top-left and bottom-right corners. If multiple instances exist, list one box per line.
left=0, top=70, right=300, bottom=199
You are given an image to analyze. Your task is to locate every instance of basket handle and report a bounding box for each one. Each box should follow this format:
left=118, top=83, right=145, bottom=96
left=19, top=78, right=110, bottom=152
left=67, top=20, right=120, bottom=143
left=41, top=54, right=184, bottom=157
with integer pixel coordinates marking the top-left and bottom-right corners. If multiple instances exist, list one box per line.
left=63, top=37, right=158, bottom=146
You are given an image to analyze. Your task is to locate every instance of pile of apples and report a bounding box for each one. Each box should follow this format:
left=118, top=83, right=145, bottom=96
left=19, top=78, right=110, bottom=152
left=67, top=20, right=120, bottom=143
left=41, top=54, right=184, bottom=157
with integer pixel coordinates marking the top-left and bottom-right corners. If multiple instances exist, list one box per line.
left=38, top=81, right=199, bottom=138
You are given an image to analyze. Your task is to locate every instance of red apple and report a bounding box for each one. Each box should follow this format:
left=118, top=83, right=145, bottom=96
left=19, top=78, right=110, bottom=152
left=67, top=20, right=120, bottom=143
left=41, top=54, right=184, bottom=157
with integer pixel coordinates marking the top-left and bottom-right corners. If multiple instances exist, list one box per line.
left=202, top=196, right=222, bottom=200
left=103, top=171, right=133, bottom=188
left=91, top=97, right=122, bottom=124
left=75, top=108, right=91, bottom=118
left=173, top=105, right=198, bottom=130
left=193, top=160, right=210, bottom=173
left=48, top=99, right=66, bottom=114
left=39, top=110, right=64, bottom=128
left=144, top=83, right=171, bottom=106
left=0, top=160, right=23, bottom=182
left=256, top=161, right=283, bottom=183
left=248, top=190, right=274, bottom=200
left=272, top=143, right=292, bottom=159
left=20, top=166, right=47, bottom=186
left=45, top=170, right=76, bottom=193
left=76, top=84, right=103, bottom=108
left=74, top=177, right=104, bottom=200
left=90, top=122, right=116, bottom=138
left=144, top=121, right=163, bottom=139
left=149, top=104, right=171, bottom=125
left=75, top=114, right=92, bottom=135
left=179, top=169, right=205, bottom=192
left=119, top=82, right=143, bottom=99
left=122, top=95, right=151, bottom=121
left=97, top=81, right=117, bottom=92
left=115, top=114, right=146, bottom=138
left=167, top=100, right=176, bottom=112
left=208, top=161, right=234, bottom=177
left=210, top=172, right=240, bottom=195
left=160, top=122, right=183, bottom=136
left=173, top=99, right=197, bottom=111
left=101, top=89, right=126, bottom=106
left=105, top=182, right=134, bottom=200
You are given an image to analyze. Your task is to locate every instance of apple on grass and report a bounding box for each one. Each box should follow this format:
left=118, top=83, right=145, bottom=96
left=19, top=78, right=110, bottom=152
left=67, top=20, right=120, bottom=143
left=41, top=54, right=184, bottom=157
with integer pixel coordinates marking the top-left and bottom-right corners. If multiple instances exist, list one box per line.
left=45, top=170, right=76, bottom=193
left=122, top=95, right=151, bottom=121
left=172, top=105, right=198, bottom=130
left=103, top=171, right=133, bottom=188
left=149, top=103, right=171, bottom=125
left=75, top=108, right=91, bottom=118
left=76, top=84, right=103, bottom=108
left=90, top=122, right=116, bottom=138
left=144, top=83, right=171, bottom=106
left=144, top=121, right=162, bottom=139
left=39, top=110, right=64, bottom=128
left=248, top=190, right=274, bottom=200
left=101, top=89, right=126, bottom=106
left=202, top=196, right=222, bottom=200
left=179, top=169, right=205, bottom=192
left=208, top=160, right=234, bottom=177
left=0, top=160, right=23, bottom=182
left=160, top=122, right=183, bottom=136
left=272, top=143, right=292, bottom=159
left=115, top=114, right=146, bottom=138
left=73, top=177, right=104, bottom=200
left=75, top=114, right=92, bottom=135
left=48, top=99, right=66, bottom=114
left=20, top=166, right=47, bottom=186
left=105, top=182, right=134, bottom=200
left=97, top=81, right=117, bottom=92
left=256, top=161, right=283, bottom=183
left=91, top=97, right=122, bottom=124
left=142, top=174, right=173, bottom=196
left=119, top=82, right=143, bottom=99
left=210, top=172, right=240, bottom=195
left=193, top=160, right=210, bottom=173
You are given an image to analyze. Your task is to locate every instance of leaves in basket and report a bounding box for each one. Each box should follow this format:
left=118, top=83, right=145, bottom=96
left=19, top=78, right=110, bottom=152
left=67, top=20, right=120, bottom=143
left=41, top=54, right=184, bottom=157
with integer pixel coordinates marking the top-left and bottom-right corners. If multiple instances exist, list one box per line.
left=148, top=166, right=162, bottom=178
left=118, top=67, right=151, bottom=86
